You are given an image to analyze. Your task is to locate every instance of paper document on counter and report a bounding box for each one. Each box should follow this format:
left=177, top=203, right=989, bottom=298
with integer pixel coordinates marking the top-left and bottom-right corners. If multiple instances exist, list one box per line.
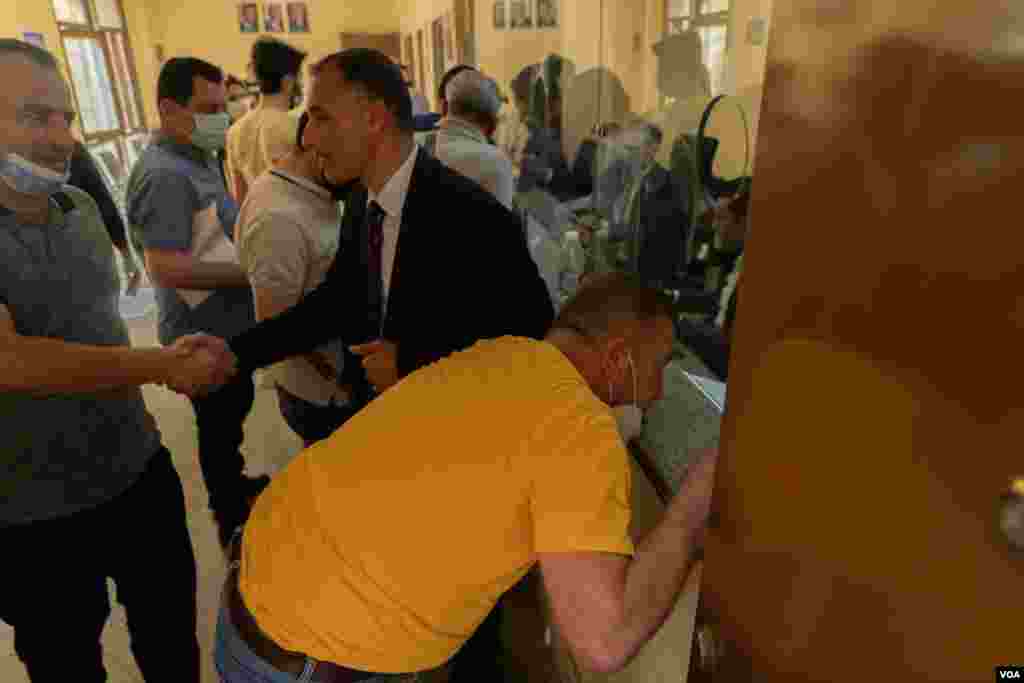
left=684, top=372, right=726, bottom=414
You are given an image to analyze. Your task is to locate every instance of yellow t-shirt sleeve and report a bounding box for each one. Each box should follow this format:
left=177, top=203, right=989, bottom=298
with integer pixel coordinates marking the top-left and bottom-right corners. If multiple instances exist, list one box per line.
left=530, top=410, right=635, bottom=557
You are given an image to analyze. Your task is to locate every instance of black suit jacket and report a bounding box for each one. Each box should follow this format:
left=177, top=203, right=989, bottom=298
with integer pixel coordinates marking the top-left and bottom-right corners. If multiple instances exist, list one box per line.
left=609, top=161, right=690, bottom=286
left=229, top=149, right=555, bottom=401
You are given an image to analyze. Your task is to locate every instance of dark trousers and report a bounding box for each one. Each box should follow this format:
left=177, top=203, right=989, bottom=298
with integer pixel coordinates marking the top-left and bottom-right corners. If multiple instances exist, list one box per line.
left=275, top=386, right=358, bottom=449
left=0, top=447, right=199, bottom=683
left=448, top=595, right=506, bottom=682
left=191, top=371, right=256, bottom=517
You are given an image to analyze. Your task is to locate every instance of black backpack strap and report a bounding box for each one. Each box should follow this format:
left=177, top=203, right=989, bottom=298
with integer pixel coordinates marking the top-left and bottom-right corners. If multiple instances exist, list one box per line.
left=51, top=191, right=75, bottom=214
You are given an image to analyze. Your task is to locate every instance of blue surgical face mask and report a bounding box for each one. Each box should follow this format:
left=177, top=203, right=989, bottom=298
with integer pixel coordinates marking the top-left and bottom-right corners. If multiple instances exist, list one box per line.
left=191, top=112, right=231, bottom=153
left=0, top=153, right=70, bottom=197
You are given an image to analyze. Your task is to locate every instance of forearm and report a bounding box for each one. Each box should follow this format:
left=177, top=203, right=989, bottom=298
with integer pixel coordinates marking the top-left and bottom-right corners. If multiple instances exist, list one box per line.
left=612, top=492, right=704, bottom=664
left=230, top=277, right=345, bottom=374
left=0, top=338, right=174, bottom=395
left=166, top=261, right=250, bottom=290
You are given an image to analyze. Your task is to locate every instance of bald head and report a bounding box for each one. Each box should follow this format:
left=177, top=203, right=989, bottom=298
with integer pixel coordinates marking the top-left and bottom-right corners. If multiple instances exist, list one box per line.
left=446, top=69, right=501, bottom=133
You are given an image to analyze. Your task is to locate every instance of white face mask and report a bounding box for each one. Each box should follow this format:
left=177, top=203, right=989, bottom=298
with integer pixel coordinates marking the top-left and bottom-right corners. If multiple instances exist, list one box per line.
left=612, top=351, right=645, bottom=444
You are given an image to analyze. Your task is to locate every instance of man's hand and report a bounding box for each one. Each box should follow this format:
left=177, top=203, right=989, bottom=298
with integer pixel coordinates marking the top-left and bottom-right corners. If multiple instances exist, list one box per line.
left=165, top=334, right=238, bottom=397
left=678, top=447, right=719, bottom=534
left=349, top=339, right=399, bottom=393
left=120, top=249, right=142, bottom=296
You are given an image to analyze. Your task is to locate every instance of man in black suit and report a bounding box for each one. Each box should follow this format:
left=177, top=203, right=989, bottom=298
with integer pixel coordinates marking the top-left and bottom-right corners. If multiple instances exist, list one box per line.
left=602, top=123, right=690, bottom=288
left=189, top=48, right=554, bottom=679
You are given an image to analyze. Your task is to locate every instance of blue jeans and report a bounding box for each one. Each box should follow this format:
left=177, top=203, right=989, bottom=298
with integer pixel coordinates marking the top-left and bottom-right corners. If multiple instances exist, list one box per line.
left=214, top=596, right=421, bottom=683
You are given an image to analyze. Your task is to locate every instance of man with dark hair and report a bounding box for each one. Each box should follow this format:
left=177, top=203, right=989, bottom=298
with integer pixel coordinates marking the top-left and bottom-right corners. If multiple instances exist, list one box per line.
left=186, top=47, right=554, bottom=680
left=126, top=56, right=266, bottom=550
left=598, top=120, right=690, bottom=288
left=0, top=40, right=220, bottom=682
left=213, top=272, right=716, bottom=681
left=226, top=38, right=307, bottom=203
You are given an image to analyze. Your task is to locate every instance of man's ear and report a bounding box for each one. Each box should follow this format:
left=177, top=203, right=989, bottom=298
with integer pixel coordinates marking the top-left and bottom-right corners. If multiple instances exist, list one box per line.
left=601, top=335, right=631, bottom=380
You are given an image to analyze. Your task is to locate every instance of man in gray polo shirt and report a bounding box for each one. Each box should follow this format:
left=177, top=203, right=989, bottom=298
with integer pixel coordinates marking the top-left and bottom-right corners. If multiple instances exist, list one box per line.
left=0, top=40, right=225, bottom=682
left=127, top=57, right=267, bottom=549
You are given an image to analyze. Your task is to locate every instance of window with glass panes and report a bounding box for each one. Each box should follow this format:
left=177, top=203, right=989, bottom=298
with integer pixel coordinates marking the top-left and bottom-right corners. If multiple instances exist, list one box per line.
left=52, top=0, right=148, bottom=198
left=666, top=0, right=730, bottom=95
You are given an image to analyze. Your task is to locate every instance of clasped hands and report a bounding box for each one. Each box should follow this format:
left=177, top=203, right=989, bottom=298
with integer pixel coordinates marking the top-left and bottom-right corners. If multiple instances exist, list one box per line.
left=162, top=334, right=238, bottom=398
left=157, top=335, right=398, bottom=398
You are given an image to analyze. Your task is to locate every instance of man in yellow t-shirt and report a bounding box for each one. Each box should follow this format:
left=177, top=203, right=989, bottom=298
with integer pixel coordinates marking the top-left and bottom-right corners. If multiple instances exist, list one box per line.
left=226, top=38, right=305, bottom=204
left=215, top=272, right=717, bottom=680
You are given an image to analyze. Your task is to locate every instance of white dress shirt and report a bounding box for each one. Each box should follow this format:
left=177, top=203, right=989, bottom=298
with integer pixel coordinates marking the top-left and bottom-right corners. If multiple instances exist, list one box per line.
left=367, top=145, right=419, bottom=314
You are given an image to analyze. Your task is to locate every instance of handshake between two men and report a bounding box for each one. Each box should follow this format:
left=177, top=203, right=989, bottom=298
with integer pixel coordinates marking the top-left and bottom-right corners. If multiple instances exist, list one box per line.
left=160, top=334, right=402, bottom=398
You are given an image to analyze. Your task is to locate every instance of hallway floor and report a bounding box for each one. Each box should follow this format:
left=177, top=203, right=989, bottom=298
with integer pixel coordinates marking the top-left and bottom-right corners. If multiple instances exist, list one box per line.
left=0, top=316, right=303, bottom=682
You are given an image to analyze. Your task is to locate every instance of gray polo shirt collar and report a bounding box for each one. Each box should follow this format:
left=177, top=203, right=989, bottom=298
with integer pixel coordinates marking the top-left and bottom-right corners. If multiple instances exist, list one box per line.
left=154, top=132, right=214, bottom=166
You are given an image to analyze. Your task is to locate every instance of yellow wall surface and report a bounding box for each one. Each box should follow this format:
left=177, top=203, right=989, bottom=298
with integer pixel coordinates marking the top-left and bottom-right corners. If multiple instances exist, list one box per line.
left=2, top=1, right=69, bottom=78
left=153, top=0, right=402, bottom=86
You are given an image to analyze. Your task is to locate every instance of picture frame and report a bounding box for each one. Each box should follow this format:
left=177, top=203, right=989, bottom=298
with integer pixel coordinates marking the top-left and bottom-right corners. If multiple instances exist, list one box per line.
left=493, top=0, right=507, bottom=30
left=238, top=3, right=259, bottom=33
left=510, top=0, right=533, bottom=29
left=263, top=2, right=285, bottom=33
left=286, top=2, right=310, bottom=33
left=537, top=0, right=559, bottom=29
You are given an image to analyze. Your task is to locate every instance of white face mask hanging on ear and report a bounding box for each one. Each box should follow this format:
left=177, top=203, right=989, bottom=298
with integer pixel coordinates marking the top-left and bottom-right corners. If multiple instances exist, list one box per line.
left=613, top=351, right=645, bottom=444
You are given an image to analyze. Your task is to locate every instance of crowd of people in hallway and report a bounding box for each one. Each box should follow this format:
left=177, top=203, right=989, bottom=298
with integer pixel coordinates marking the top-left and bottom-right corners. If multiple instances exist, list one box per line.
left=0, top=26, right=747, bottom=682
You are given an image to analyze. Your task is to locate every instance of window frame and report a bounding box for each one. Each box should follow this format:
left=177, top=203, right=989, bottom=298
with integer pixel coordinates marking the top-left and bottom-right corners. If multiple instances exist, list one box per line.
left=666, top=0, right=729, bottom=35
left=665, top=0, right=730, bottom=96
left=52, top=0, right=148, bottom=198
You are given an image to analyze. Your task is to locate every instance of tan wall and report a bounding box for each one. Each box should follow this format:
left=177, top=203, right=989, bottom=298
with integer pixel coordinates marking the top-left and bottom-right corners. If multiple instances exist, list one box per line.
left=122, top=0, right=163, bottom=129
left=152, top=0, right=401, bottom=85
left=2, top=2, right=66, bottom=67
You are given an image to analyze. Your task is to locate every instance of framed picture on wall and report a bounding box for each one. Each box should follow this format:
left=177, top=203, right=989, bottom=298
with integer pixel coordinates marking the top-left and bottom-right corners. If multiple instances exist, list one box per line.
left=263, top=3, right=285, bottom=32
left=493, top=0, right=507, bottom=30
left=239, top=3, right=259, bottom=33
left=538, top=0, right=559, bottom=28
left=510, top=0, right=533, bottom=29
left=287, top=2, right=310, bottom=33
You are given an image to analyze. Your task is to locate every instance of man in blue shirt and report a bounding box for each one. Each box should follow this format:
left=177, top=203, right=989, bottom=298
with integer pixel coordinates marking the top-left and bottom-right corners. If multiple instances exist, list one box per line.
left=126, top=57, right=267, bottom=549
left=0, top=39, right=228, bottom=682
